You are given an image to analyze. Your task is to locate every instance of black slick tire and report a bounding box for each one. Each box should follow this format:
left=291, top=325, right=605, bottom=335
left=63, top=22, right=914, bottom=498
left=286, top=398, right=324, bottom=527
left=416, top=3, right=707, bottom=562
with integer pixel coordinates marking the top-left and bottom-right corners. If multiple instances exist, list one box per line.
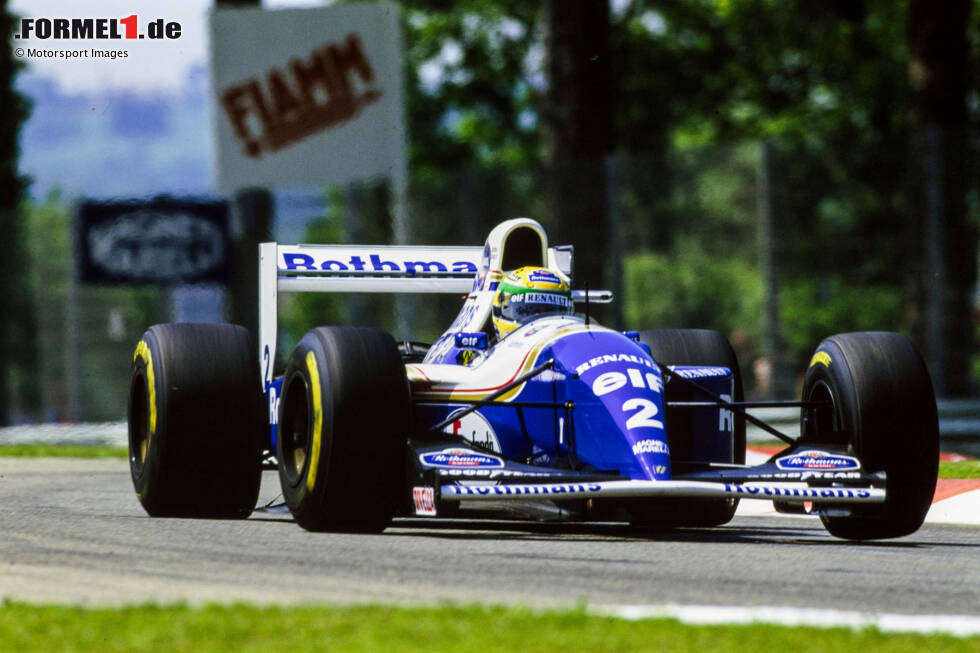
left=631, top=329, right=746, bottom=528
left=801, top=332, right=939, bottom=540
left=277, top=326, right=410, bottom=533
left=128, top=323, right=264, bottom=518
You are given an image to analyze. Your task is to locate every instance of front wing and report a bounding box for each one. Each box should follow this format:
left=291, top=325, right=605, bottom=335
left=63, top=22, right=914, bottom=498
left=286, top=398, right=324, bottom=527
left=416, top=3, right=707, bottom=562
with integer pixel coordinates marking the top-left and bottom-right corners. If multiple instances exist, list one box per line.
left=408, top=441, right=887, bottom=518
left=441, top=480, right=885, bottom=503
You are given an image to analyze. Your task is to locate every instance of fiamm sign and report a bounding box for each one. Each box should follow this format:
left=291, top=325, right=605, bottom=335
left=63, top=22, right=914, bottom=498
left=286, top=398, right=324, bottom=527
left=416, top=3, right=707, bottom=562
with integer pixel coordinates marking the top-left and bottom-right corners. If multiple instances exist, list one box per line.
left=220, top=33, right=380, bottom=158
left=210, top=4, right=405, bottom=192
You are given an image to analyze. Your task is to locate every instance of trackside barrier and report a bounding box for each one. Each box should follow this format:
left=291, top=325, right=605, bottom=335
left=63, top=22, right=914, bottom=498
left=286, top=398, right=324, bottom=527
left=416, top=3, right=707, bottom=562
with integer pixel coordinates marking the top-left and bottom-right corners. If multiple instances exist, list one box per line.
left=749, top=404, right=980, bottom=457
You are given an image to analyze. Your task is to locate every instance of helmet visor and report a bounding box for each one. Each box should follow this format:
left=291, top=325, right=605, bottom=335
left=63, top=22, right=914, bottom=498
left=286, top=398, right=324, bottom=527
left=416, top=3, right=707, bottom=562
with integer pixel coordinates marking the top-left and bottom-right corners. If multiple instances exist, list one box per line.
left=499, top=291, right=572, bottom=323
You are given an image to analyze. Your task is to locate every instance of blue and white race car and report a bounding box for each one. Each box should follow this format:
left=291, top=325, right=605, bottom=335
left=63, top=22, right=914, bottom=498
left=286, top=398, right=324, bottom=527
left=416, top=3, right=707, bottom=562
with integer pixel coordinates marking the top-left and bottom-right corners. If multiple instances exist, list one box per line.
left=127, top=218, right=939, bottom=540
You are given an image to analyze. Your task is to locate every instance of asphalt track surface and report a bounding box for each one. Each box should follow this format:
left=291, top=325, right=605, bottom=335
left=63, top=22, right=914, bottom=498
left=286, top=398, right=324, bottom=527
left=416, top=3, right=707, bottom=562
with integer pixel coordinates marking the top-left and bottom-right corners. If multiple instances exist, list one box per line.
left=1, top=458, right=977, bottom=617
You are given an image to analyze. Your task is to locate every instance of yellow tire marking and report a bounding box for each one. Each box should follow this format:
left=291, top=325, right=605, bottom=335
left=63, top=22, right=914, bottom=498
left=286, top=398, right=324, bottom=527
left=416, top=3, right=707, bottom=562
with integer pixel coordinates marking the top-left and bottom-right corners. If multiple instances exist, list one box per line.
left=305, top=351, right=323, bottom=492
left=133, top=340, right=157, bottom=436
left=810, top=351, right=832, bottom=368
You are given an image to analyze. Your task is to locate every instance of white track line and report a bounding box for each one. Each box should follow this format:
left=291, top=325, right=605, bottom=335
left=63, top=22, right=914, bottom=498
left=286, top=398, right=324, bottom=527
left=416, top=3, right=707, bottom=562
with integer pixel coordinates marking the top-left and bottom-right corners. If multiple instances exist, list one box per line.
left=926, top=490, right=980, bottom=525
left=591, top=604, right=980, bottom=637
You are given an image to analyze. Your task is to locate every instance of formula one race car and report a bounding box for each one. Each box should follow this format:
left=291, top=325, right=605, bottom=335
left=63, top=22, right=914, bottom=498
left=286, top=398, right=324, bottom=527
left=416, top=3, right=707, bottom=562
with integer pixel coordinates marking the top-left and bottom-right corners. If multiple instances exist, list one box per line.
left=127, top=218, right=940, bottom=540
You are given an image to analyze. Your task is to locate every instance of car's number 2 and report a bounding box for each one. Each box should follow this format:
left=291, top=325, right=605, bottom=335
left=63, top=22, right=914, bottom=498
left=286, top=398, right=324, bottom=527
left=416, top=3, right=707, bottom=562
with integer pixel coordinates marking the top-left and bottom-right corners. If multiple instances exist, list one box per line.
left=623, top=398, right=664, bottom=430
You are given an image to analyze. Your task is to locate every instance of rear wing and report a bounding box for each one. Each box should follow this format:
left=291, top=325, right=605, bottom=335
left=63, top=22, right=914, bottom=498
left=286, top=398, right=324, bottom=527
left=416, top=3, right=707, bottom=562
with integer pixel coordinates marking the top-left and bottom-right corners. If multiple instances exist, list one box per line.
left=258, top=243, right=578, bottom=386
left=258, top=242, right=609, bottom=387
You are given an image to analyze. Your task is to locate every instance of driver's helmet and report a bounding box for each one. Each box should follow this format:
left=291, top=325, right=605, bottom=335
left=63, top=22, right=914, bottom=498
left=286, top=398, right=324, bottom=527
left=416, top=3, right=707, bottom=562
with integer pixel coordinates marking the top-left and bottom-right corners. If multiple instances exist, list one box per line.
left=491, top=266, right=573, bottom=339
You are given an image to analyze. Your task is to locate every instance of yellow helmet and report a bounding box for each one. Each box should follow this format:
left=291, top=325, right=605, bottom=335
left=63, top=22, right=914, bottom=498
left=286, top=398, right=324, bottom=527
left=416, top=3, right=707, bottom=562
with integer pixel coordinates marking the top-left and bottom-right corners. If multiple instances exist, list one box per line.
left=491, top=266, right=573, bottom=339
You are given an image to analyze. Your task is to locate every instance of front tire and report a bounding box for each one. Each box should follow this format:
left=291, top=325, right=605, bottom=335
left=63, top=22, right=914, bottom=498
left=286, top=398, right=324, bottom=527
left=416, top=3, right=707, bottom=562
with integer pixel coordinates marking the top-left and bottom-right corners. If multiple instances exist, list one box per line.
left=128, top=323, right=264, bottom=518
left=631, top=329, right=746, bottom=528
left=277, top=326, right=411, bottom=532
left=802, top=332, right=939, bottom=540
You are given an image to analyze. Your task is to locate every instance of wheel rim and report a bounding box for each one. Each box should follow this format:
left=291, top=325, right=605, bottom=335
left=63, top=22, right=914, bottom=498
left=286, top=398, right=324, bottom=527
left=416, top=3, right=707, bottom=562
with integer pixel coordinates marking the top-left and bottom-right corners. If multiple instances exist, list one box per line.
left=128, top=372, right=151, bottom=473
left=803, top=378, right=849, bottom=448
left=280, top=373, right=312, bottom=486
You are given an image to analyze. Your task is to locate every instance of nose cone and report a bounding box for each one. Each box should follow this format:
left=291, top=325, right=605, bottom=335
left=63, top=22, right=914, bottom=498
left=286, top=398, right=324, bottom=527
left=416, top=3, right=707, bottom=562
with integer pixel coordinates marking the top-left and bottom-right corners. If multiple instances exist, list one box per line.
left=549, top=331, right=670, bottom=480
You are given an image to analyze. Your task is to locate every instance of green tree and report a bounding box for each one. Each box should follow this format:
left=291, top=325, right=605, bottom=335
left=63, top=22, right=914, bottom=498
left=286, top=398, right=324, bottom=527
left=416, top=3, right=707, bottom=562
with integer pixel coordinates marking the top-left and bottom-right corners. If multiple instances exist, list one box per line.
left=0, top=0, right=37, bottom=423
left=604, top=1, right=980, bottom=388
left=20, top=194, right=169, bottom=421
left=21, top=195, right=69, bottom=421
left=400, top=0, right=546, bottom=247
left=544, top=0, right=614, bottom=302
left=908, top=0, right=975, bottom=396
left=612, top=1, right=911, bottom=275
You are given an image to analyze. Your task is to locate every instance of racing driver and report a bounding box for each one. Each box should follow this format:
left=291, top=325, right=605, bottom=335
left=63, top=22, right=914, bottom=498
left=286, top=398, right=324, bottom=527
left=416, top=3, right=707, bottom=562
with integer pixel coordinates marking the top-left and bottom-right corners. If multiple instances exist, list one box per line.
left=491, top=266, right=574, bottom=340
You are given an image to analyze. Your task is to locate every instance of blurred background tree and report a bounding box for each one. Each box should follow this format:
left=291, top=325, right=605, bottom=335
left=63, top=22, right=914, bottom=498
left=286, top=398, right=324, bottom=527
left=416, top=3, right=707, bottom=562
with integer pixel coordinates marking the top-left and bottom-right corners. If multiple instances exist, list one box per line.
left=395, top=0, right=978, bottom=397
left=0, top=0, right=38, bottom=424
left=907, top=0, right=974, bottom=396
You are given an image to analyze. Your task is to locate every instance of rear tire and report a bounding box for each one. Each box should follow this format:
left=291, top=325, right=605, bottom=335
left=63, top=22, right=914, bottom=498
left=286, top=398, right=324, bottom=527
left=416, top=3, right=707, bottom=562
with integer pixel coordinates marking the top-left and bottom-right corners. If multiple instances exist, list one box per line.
left=128, top=323, right=264, bottom=518
left=631, top=329, right=745, bottom=528
left=802, top=332, right=938, bottom=540
left=277, top=326, right=411, bottom=532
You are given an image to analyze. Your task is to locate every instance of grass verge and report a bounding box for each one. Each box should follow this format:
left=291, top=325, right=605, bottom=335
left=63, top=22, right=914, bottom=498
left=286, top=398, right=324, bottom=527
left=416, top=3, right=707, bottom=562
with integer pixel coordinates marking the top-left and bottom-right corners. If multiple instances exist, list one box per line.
left=0, top=444, right=128, bottom=458
left=0, top=603, right=975, bottom=653
left=938, top=460, right=980, bottom=479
